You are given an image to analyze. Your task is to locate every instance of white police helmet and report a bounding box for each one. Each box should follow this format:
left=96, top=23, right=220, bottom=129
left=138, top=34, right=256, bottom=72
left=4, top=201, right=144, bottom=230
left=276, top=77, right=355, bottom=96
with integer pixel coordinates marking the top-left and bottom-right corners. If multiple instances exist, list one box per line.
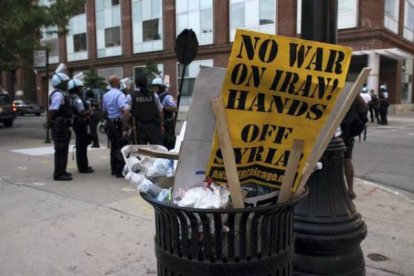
left=68, top=79, right=84, bottom=90
left=52, top=72, right=70, bottom=88
left=380, top=84, right=387, bottom=90
left=120, top=78, right=130, bottom=91
left=120, top=82, right=126, bottom=91
left=151, top=77, right=165, bottom=86
left=362, top=87, right=368, bottom=93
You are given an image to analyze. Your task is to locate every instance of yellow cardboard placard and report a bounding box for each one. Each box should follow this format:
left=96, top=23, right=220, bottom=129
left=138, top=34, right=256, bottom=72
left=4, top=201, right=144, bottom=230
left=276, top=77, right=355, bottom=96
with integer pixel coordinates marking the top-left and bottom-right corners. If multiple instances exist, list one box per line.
left=206, top=29, right=352, bottom=191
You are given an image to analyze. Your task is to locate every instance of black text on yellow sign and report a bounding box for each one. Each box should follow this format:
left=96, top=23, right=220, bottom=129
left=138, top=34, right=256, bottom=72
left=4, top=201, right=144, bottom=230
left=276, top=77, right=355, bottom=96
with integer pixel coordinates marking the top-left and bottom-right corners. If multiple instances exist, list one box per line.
left=207, top=29, right=352, bottom=190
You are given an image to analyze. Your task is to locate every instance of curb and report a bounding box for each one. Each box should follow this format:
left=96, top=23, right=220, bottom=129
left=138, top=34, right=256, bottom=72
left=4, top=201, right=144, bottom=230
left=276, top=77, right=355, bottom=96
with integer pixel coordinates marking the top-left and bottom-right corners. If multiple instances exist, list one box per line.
left=356, top=178, right=414, bottom=205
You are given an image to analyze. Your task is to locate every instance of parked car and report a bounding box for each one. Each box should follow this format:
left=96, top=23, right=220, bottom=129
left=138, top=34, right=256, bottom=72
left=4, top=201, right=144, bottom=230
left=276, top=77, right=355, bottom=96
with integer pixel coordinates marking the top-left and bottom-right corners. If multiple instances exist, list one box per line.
left=0, top=93, right=17, bottom=127
left=13, top=100, right=45, bottom=116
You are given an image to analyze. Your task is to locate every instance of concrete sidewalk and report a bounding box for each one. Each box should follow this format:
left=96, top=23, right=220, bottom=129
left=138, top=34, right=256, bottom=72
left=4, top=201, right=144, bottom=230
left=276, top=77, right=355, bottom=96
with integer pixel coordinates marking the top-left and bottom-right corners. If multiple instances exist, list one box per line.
left=0, top=143, right=413, bottom=275
left=354, top=179, right=414, bottom=276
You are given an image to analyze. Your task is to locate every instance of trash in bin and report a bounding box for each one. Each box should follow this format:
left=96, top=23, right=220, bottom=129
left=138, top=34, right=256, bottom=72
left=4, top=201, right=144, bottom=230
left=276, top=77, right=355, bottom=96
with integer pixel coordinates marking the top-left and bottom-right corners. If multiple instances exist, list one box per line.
left=137, top=180, right=172, bottom=203
left=175, top=179, right=230, bottom=209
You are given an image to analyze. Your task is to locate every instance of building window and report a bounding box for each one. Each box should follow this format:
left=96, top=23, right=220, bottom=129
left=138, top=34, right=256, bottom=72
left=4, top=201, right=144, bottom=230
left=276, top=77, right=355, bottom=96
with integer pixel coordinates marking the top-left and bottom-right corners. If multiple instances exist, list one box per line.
left=177, top=59, right=213, bottom=105
left=297, top=0, right=358, bottom=34
left=96, top=0, right=122, bottom=58
left=143, top=19, right=161, bottom=41
left=105, top=27, right=121, bottom=47
left=74, top=33, right=87, bottom=52
left=385, top=0, right=399, bottom=33
left=67, top=11, right=88, bottom=62
left=97, top=68, right=123, bottom=84
left=404, top=0, right=414, bottom=41
left=230, top=0, right=276, bottom=41
left=176, top=0, right=213, bottom=45
left=39, top=0, right=59, bottom=64
left=132, top=0, right=163, bottom=54
left=401, top=59, right=413, bottom=103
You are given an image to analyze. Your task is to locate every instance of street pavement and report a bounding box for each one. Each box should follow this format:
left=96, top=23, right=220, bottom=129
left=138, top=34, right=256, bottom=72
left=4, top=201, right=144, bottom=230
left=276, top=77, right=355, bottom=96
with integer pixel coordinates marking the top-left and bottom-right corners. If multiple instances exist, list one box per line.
left=0, top=114, right=413, bottom=275
left=354, top=113, right=414, bottom=193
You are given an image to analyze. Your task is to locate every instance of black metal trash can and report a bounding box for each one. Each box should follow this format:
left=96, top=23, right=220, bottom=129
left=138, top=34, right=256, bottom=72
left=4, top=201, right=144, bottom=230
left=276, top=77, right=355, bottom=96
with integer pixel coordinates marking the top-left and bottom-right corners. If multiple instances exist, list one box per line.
left=142, top=190, right=308, bottom=276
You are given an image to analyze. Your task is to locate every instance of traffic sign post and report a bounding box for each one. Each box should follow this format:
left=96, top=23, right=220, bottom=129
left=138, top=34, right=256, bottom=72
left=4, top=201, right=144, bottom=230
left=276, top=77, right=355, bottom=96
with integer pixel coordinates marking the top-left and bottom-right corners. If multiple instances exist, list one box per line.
left=34, top=49, right=51, bottom=143
left=174, top=29, right=199, bottom=130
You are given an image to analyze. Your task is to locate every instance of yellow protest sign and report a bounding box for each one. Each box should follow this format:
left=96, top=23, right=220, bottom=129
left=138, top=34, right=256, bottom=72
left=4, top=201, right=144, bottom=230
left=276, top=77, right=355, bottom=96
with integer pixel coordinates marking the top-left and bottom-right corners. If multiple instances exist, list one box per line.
left=207, top=29, right=352, bottom=191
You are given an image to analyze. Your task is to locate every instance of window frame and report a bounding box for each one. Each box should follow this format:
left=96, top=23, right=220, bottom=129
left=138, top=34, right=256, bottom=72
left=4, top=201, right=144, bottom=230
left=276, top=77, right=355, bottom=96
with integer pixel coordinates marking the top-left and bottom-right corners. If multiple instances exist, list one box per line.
left=229, top=0, right=277, bottom=42
left=95, top=0, right=123, bottom=58
left=104, top=26, right=122, bottom=48
left=384, top=0, right=400, bottom=33
left=176, top=59, right=214, bottom=105
left=73, top=33, right=87, bottom=53
left=142, top=18, right=161, bottom=42
left=297, top=0, right=358, bottom=34
left=131, top=0, right=164, bottom=54
left=97, top=67, right=124, bottom=82
left=403, top=0, right=414, bottom=41
left=175, top=0, right=214, bottom=46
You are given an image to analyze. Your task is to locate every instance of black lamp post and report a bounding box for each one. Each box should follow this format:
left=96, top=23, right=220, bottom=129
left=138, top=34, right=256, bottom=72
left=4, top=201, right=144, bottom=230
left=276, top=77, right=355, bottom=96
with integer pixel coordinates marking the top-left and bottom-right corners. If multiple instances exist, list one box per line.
left=293, top=1, right=368, bottom=275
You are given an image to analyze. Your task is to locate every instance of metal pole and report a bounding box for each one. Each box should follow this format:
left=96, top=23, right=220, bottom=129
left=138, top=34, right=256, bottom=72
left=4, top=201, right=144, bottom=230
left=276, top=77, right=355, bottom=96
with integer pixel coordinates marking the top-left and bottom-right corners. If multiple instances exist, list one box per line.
left=173, top=63, right=187, bottom=130
left=45, top=49, right=51, bottom=143
left=301, top=0, right=338, bottom=43
left=293, top=1, right=367, bottom=276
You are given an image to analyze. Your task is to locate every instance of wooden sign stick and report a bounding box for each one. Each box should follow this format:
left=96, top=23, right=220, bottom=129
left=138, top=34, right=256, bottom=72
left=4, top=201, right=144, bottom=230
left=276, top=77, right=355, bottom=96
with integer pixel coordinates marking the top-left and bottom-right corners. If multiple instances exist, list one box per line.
left=277, top=139, right=305, bottom=204
left=137, top=148, right=180, bottom=160
left=211, top=97, right=244, bottom=208
left=292, top=67, right=372, bottom=198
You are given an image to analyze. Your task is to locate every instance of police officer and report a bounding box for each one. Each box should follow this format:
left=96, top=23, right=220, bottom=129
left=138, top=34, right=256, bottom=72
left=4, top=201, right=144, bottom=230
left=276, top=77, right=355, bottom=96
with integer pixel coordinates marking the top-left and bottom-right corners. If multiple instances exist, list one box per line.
left=379, top=84, right=389, bottom=125
left=152, top=77, right=177, bottom=150
left=380, top=84, right=389, bottom=99
left=68, top=79, right=94, bottom=174
left=44, top=71, right=73, bottom=181
left=85, top=89, right=101, bottom=148
left=102, top=75, right=127, bottom=178
left=123, top=73, right=164, bottom=145
left=369, top=89, right=380, bottom=123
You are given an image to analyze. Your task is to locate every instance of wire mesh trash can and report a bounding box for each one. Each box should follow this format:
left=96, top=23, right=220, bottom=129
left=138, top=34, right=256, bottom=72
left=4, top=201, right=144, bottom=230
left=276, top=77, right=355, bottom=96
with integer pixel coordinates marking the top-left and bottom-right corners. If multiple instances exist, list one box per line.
left=142, top=190, right=308, bottom=276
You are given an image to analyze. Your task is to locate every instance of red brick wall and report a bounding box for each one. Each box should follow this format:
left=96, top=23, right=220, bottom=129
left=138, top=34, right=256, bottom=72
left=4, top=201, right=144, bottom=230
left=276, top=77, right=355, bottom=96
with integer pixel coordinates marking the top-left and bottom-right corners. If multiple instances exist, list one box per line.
left=277, top=0, right=297, bottom=37
left=164, top=0, right=176, bottom=53
left=121, top=0, right=133, bottom=57
left=86, top=0, right=97, bottom=61
left=214, top=0, right=230, bottom=45
left=359, top=0, right=385, bottom=30
left=380, top=59, right=401, bottom=104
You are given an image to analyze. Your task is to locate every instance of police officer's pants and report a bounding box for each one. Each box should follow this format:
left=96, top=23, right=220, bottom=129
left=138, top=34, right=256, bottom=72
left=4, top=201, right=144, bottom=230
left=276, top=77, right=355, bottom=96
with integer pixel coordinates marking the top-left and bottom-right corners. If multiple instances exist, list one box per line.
left=89, top=114, right=100, bottom=146
left=369, top=106, right=380, bottom=123
left=163, top=119, right=176, bottom=150
left=51, top=121, right=71, bottom=178
left=73, top=121, right=89, bottom=172
left=135, top=121, right=163, bottom=146
left=107, top=120, right=126, bottom=175
left=380, top=107, right=388, bottom=125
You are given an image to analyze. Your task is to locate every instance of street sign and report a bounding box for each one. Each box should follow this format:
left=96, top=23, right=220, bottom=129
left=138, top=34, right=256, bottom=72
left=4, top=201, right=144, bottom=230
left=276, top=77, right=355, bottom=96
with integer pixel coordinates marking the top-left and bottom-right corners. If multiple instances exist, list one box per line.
left=34, top=50, right=47, bottom=70
left=206, top=29, right=353, bottom=191
left=174, top=29, right=199, bottom=128
left=175, top=29, right=198, bottom=65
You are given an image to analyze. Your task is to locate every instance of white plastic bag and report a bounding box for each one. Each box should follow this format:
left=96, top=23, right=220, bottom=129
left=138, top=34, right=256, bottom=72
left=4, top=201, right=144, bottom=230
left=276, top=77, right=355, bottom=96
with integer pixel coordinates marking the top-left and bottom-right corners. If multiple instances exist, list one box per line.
left=177, top=184, right=230, bottom=209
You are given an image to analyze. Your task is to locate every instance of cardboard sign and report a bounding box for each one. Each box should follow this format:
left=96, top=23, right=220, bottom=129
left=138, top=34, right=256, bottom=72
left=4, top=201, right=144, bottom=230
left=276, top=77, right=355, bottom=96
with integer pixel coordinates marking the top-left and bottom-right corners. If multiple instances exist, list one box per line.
left=206, top=29, right=352, bottom=191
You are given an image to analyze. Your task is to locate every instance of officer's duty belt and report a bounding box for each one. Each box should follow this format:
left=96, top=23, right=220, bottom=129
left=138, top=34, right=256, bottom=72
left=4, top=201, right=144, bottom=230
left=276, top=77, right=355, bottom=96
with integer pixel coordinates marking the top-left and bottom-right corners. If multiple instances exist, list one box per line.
left=53, top=117, right=72, bottom=125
